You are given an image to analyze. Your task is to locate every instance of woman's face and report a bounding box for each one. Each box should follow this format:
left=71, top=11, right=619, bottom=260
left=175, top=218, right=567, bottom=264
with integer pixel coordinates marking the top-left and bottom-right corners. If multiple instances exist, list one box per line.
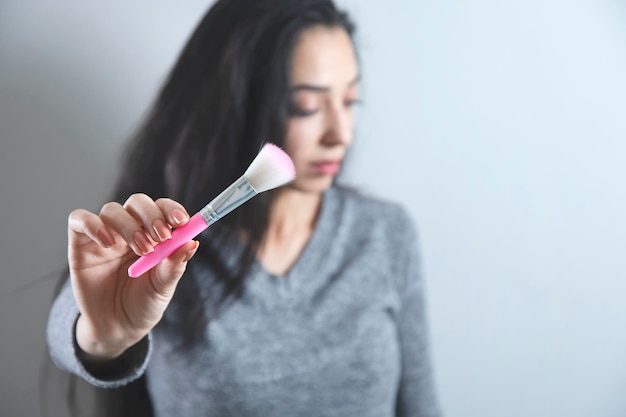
left=283, top=25, right=360, bottom=193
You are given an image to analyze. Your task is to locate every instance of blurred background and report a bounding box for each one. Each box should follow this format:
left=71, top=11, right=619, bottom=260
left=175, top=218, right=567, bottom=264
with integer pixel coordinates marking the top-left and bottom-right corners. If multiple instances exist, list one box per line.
left=1, top=0, right=626, bottom=416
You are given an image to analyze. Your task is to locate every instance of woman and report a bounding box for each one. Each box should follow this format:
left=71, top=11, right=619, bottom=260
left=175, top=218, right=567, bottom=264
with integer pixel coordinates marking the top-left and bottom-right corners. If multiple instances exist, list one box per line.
left=45, top=0, right=441, bottom=416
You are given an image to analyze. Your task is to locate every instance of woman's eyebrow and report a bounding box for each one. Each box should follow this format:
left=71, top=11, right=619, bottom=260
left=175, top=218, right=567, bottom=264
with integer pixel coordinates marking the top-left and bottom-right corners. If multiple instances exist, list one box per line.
left=291, top=74, right=361, bottom=93
left=291, top=84, right=329, bottom=93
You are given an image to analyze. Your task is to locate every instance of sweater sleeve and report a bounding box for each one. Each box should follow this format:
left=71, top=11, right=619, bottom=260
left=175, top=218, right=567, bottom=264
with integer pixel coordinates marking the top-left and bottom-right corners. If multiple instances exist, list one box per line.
left=46, top=279, right=152, bottom=388
left=395, top=210, right=443, bottom=417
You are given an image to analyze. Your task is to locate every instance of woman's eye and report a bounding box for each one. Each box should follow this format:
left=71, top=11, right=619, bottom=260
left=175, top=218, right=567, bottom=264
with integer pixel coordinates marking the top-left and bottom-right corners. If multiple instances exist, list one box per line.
left=288, top=105, right=319, bottom=117
left=345, top=98, right=362, bottom=108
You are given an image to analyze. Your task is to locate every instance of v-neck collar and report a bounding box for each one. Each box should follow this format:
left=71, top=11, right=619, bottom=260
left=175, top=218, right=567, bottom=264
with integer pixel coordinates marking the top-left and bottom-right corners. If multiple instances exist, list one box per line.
left=193, top=187, right=343, bottom=297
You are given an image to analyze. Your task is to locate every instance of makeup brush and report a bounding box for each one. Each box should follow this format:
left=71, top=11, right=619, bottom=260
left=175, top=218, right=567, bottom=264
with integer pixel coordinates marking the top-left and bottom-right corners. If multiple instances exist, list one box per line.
left=128, top=143, right=296, bottom=278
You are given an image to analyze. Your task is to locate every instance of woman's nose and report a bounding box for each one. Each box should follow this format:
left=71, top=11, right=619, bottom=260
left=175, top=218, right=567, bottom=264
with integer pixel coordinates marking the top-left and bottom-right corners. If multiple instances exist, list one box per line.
left=322, top=105, right=353, bottom=147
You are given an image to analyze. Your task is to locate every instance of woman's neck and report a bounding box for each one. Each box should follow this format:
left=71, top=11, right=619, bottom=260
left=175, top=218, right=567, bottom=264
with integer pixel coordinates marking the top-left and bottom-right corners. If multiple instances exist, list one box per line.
left=267, top=188, right=322, bottom=239
left=257, top=188, right=323, bottom=276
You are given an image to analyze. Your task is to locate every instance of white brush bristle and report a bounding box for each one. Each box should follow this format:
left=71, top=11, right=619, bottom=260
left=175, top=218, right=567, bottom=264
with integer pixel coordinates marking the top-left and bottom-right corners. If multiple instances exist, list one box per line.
left=243, top=143, right=296, bottom=193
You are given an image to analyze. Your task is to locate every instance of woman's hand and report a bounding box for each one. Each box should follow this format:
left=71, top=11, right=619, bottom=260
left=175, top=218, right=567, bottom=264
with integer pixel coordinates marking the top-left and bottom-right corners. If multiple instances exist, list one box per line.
left=67, top=194, right=199, bottom=360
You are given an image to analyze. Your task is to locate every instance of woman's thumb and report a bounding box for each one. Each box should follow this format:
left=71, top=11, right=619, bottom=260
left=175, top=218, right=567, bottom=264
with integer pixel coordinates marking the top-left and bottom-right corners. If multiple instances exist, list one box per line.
left=150, top=240, right=199, bottom=297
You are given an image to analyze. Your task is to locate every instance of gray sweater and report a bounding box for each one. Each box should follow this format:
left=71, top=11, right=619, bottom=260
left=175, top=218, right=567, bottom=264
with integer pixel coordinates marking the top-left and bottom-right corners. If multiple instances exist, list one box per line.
left=47, top=187, right=441, bottom=417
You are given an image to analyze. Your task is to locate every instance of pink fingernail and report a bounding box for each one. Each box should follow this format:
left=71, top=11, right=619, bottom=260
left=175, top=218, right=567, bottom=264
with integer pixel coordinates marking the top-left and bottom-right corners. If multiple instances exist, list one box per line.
left=171, top=209, right=189, bottom=225
left=133, top=231, right=154, bottom=255
left=152, top=219, right=172, bottom=241
left=97, top=227, right=115, bottom=247
left=182, top=242, right=199, bottom=262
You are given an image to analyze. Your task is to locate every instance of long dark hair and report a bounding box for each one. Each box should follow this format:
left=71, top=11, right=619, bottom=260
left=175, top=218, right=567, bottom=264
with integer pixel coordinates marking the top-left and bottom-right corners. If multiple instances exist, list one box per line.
left=42, top=0, right=356, bottom=415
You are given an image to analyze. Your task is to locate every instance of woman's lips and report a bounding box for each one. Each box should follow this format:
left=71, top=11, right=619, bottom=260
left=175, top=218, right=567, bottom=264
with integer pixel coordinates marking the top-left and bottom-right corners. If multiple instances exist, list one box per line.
left=311, top=160, right=342, bottom=175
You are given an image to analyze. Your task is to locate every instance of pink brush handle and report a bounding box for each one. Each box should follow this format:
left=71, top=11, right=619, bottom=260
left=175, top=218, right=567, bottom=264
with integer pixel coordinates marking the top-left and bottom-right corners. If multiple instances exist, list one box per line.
left=127, top=212, right=209, bottom=278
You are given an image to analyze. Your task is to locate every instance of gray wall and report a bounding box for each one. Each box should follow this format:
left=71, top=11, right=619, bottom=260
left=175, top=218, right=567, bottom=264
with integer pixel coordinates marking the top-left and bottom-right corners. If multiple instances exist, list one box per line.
left=1, top=1, right=625, bottom=416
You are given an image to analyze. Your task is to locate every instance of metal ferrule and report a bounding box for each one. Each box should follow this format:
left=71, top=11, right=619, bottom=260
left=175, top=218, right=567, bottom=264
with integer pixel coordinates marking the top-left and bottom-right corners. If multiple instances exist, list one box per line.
left=199, top=176, right=257, bottom=226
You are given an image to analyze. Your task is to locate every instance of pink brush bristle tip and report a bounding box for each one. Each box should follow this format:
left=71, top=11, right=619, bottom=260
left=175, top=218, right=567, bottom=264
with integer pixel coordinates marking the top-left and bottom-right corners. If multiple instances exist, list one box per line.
left=244, top=143, right=296, bottom=192
left=264, top=143, right=296, bottom=178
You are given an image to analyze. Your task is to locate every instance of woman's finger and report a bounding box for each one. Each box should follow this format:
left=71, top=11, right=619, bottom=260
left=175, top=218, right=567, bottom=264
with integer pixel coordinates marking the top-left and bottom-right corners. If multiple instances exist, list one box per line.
left=150, top=240, right=199, bottom=298
left=123, top=193, right=172, bottom=243
left=99, top=202, right=153, bottom=256
left=68, top=209, right=116, bottom=248
left=155, top=198, right=190, bottom=227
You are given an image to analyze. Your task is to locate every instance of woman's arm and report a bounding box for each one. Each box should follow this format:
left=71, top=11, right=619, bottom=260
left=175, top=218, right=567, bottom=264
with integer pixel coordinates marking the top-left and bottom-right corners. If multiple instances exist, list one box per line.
left=46, top=279, right=152, bottom=388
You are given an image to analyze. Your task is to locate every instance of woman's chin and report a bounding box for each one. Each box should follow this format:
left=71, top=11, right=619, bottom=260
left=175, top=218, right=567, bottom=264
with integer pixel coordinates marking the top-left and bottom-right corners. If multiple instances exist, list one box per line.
left=287, top=175, right=336, bottom=194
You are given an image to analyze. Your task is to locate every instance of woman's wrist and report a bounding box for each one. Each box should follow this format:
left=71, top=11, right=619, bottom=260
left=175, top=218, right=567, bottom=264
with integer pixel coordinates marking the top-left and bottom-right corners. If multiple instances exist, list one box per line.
left=74, top=315, right=151, bottom=381
left=75, top=315, right=132, bottom=362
